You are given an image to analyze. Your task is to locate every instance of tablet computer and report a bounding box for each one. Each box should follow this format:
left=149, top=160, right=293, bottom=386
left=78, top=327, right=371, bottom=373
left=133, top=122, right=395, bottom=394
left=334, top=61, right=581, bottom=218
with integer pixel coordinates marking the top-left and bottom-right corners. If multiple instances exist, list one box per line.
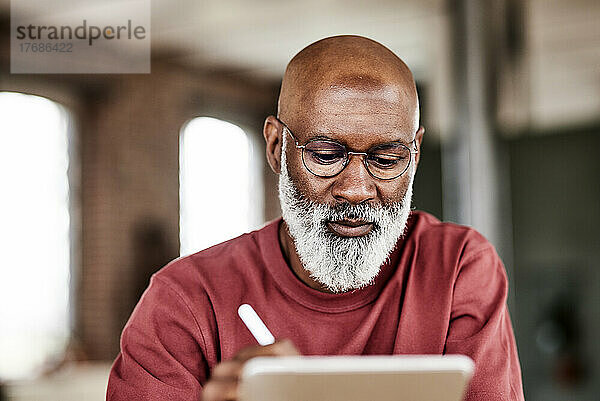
left=240, top=355, right=474, bottom=401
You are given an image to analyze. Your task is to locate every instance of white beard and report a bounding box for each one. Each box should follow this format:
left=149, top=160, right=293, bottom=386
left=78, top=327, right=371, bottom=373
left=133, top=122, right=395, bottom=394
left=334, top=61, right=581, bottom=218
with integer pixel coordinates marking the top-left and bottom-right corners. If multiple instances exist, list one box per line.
left=278, top=143, right=414, bottom=293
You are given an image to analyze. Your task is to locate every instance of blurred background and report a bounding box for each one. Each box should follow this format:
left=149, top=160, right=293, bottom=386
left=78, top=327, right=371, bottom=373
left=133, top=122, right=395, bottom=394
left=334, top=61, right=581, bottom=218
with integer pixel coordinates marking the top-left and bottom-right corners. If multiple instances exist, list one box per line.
left=0, top=0, right=598, bottom=400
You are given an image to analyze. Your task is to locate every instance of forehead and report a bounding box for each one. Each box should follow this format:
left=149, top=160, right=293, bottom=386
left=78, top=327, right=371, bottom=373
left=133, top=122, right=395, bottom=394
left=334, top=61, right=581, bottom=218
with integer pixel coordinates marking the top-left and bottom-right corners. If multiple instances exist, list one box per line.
left=292, top=75, right=418, bottom=147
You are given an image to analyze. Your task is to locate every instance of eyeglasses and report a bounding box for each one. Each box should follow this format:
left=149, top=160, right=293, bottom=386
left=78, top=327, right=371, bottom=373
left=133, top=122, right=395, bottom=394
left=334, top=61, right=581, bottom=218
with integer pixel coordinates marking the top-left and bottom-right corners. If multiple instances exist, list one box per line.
left=277, top=118, right=418, bottom=180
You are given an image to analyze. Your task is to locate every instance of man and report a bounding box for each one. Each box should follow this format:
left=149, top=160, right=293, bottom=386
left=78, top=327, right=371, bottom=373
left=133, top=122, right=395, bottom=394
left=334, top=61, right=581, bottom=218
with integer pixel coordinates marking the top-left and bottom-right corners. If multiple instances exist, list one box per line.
left=107, top=35, right=524, bottom=401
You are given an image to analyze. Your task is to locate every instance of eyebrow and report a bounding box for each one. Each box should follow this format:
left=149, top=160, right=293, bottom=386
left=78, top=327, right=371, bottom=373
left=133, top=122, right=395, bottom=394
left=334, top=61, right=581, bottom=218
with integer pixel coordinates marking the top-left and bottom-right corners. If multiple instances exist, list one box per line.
left=279, top=118, right=414, bottom=148
left=304, top=132, right=414, bottom=149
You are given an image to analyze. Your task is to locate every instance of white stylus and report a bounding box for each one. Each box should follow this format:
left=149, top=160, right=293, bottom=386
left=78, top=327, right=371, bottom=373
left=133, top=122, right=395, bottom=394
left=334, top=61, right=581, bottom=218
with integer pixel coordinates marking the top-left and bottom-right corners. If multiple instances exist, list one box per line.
left=238, top=303, right=275, bottom=346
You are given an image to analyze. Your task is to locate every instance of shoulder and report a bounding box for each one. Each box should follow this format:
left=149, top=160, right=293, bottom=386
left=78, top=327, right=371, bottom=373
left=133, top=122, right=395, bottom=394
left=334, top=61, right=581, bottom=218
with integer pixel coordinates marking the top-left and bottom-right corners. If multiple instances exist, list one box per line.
left=407, top=210, right=494, bottom=258
left=402, top=212, right=508, bottom=306
left=405, top=211, right=502, bottom=283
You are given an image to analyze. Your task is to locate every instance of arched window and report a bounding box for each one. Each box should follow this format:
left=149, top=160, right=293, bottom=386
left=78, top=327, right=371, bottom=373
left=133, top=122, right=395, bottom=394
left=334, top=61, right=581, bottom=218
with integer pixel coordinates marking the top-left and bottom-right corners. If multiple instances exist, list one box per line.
left=179, top=117, right=262, bottom=256
left=0, top=92, right=72, bottom=379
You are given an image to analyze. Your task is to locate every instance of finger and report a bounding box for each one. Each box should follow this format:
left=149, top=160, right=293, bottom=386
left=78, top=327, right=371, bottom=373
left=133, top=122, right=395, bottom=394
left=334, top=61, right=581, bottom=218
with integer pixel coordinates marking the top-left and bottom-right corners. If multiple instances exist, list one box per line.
left=201, top=378, right=238, bottom=401
left=271, top=338, right=301, bottom=356
left=234, top=339, right=300, bottom=362
left=211, top=360, right=243, bottom=380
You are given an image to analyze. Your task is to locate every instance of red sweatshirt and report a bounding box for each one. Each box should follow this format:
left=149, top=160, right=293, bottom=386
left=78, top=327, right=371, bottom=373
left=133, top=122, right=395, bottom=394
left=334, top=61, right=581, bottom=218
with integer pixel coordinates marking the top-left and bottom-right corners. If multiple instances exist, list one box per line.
left=107, top=211, right=524, bottom=400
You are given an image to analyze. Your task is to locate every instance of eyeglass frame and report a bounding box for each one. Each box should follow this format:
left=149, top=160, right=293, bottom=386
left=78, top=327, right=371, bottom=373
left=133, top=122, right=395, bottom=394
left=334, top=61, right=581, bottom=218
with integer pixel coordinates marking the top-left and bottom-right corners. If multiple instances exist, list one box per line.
left=276, top=117, right=419, bottom=181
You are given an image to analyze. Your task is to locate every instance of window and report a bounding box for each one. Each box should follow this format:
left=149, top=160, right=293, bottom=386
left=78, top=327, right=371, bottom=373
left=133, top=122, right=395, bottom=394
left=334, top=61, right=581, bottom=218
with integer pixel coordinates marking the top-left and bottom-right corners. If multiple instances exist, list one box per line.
left=179, top=117, right=262, bottom=256
left=0, top=92, right=72, bottom=380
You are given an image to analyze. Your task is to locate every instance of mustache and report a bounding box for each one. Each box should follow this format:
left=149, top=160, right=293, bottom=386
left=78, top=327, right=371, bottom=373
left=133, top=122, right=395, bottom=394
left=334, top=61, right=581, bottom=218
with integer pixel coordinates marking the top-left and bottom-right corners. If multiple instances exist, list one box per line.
left=315, top=202, right=404, bottom=234
left=325, top=202, right=389, bottom=221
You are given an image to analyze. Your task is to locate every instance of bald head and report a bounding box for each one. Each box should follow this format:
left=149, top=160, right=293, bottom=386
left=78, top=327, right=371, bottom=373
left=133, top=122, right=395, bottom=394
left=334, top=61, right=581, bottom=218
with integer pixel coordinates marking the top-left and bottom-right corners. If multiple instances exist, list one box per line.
left=278, top=35, right=420, bottom=136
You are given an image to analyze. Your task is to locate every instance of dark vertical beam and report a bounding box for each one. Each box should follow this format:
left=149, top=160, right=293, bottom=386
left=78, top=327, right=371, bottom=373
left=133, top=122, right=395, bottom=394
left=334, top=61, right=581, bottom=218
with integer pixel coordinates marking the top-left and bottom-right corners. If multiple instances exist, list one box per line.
left=444, top=0, right=500, bottom=240
left=443, top=0, right=515, bottom=305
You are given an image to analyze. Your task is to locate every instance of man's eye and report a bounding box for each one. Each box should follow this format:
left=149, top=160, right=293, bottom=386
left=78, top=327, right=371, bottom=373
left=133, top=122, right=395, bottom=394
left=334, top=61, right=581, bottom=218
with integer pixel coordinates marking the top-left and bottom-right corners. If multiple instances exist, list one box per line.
left=368, top=154, right=404, bottom=169
left=309, top=150, right=345, bottom=165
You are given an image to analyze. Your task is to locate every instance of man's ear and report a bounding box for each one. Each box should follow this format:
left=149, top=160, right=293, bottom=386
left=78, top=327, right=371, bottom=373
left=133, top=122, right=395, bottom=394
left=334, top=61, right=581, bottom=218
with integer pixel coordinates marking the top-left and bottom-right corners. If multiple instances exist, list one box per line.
left=263, top=115, right=283, bottom=174
left=413, top=125, right=425, bottom=169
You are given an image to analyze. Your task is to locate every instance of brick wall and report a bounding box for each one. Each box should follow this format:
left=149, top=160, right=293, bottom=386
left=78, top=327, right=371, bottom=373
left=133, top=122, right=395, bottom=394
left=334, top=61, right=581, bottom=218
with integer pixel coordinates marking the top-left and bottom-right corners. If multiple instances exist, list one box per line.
left=64, top=65, right=279, bottom=360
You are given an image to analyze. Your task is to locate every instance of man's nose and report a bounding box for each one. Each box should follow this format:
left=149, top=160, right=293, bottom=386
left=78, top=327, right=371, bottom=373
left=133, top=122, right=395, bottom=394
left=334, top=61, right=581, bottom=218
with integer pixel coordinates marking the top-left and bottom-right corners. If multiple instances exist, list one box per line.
left=331, top=154, right=377, bottom=205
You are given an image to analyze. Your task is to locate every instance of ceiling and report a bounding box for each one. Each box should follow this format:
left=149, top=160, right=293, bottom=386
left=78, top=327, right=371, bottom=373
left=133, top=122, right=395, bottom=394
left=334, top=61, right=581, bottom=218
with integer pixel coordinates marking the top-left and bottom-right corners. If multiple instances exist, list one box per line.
left=1, top=0, right=599, bottom=130
left=2, top=0, right=445, bottom=80
left=149, top=0, right=445, bottom=80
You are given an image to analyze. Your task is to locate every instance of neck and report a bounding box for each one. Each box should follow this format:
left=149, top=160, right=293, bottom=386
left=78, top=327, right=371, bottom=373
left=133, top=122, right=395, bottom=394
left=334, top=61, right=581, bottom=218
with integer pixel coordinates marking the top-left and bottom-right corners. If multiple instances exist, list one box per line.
left=278, top=219, right=335, bottom=293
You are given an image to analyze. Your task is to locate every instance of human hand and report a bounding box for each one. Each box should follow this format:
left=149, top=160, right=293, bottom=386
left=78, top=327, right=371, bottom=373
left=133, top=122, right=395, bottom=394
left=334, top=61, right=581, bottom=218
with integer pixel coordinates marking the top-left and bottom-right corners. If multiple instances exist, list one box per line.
left=201, top=339, right=300, bottom=401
